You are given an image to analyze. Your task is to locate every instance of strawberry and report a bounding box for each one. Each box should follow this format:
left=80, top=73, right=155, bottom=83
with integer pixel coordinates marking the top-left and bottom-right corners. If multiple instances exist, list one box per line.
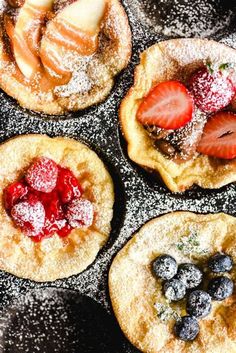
left=26, top=157, right=58, bottom=193
left=189, top=65, right=235, bottom=113
left=137, top=81, right=194, bottom=130
left=197, top=112, right=236, bottom=159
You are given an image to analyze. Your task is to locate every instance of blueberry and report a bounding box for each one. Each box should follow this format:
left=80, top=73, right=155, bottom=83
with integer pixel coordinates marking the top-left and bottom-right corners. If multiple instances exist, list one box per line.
left=152, top=255, right=177, bottom=280
left=186, top=290, right=211, bottom=318
left=208, top=253, right=233, bottom=273
left=208, top=276, right=234, bottom=301
left=163, top=279, right=186, bottom=301
left=174, top=316, right=199, bottom=341
left=176, top=263, right=203, bottom=289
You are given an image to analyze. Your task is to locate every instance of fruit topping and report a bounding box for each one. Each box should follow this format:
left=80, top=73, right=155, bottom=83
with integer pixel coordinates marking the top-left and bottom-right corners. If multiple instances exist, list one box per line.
left=197, top=112, right=236, bottom=160
left=152, top=254, right=178, bottom=280
left=56, top=0, right=106, bottom=35
left=11, top=0, right=53, bottom=79
left=4, top=181, right=28, bottom=210
left=137, top=81, right=194, bottom=130
left=186, top=290, right=212, bottom=318
left=174, top=316, right=199, bottom=342
left=40, top=0, right=106, bottom=85
left=154, top=253, right=234, bottom=341
left=208, top=252, right=233, bottom=273
left=4, top=158, right=93, bottom=241
left=11, top=199, right=45, bottom=237
left=57, top=167, right=82, bottom=204
left=176, top=263, right=203, bottom=289
left=65, top=198, right=93, bottom=228
left=189, top=64, right=235, bottom=113
left=26, top=157, right=59, bottom=193
left=163, top=278, right=186, bottom=302
left=207, top=276, right=234, bottom=301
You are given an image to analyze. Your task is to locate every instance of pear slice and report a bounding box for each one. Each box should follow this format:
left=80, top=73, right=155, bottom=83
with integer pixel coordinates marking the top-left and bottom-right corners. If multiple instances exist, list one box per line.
left=56, top=0, right=106, bottom=34
left=40, top=0, right=106, bottom=85
left=13, top=0, right=53, bottom=79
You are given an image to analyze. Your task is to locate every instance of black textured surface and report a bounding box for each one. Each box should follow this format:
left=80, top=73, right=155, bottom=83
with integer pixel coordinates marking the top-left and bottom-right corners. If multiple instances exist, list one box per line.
left=0, top=1, right=236, bottom=352
left=0, top=288, right=124, bottom=353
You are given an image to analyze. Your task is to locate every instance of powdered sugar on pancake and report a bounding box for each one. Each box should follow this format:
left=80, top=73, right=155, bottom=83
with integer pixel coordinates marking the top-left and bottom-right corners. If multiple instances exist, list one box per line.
left=0, top=1, right=235, bottom=352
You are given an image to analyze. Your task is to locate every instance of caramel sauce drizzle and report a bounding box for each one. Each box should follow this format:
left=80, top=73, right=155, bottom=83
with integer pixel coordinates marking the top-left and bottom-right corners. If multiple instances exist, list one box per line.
left=47, top=19, right=98, bottom=56
left=40, top=44, right=72, bottom=86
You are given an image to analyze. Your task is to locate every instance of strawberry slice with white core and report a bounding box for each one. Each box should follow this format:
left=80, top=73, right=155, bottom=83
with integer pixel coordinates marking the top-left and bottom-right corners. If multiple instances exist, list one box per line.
left=11, top=200, right=45, bottom=237
left=137, top=81, right=194, bottom=130
left=197, top=112, right=236, bottom=159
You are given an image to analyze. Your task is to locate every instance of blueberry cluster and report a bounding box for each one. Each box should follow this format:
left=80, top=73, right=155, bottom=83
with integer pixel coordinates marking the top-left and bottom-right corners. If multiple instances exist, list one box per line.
left=152, top=253, right=234, bottom=342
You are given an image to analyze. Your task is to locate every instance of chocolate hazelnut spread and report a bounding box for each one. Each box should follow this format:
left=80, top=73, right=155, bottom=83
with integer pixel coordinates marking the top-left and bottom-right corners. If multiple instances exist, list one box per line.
left=146, top=109, right=208, bottom=163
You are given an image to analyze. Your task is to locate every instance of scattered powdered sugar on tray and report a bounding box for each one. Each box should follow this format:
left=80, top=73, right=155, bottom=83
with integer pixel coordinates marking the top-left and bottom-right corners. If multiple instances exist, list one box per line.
left=126, top=0, right=236, bottom=39
left=0, top=1, right=235, bottom=353
left=0, top=288, right=123, bottom=353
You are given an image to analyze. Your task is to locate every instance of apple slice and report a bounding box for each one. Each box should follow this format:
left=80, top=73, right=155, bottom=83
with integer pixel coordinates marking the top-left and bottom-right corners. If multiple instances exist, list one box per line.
left=40, top=0, right=106, bottom=85
left=12, top=0, right=53, bottom=79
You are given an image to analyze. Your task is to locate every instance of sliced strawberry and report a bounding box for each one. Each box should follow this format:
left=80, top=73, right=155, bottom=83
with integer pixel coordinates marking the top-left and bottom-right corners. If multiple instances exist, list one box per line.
left=190, top=66, right=235, bottom=113
left=65, top=198, right=93, bottom=228
left=197, top=112, right=236, bottom=159
left=137, top=81, right=194, bottom=130
left=26, top=157, right=58, bottom=193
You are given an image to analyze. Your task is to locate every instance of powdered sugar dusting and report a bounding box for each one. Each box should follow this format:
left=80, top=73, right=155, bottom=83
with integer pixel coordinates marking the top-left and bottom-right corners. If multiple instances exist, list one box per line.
left=0, top=1, right=235, bottom=352
left=0, top=288, right=123, bottom=352
left=11, top=201, right=45, bottom=236
left=127, top=0, right=236, bottom=39
left=66, top=198, right=94, bottom=228
left=26, top=157, right=58, bottom=193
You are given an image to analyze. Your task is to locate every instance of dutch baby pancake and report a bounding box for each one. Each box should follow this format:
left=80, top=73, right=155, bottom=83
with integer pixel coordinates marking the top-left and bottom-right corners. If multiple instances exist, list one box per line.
left=120, top=39, right=236, bottom=192
left=0, top=134, right=114, bottom=281
left=0, top=0, right=131, bottom=114
left=109, top=212, right=236, bottom=353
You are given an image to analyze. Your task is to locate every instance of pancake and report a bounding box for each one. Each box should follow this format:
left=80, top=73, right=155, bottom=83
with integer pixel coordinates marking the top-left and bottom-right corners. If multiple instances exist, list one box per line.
left=120, top=39, right=236, bottom=192
left=0, top=0, right=131, bottom=115
left=109, top=212, right=236, bottom=353
left=0, top=134, right=114, bottom=281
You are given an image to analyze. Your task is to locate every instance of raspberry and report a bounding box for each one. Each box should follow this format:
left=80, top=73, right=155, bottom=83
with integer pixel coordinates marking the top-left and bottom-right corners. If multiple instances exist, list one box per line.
left=11, top=199, right=45, bottom=237
left=4, top=159, right=91, bottom=241
left=4, top=181, right=28, bottom=209
left=57, top=167, right=82, bottom=203
left=66, top=198, right=93, bottom=228
left=57, top=223, right=73, bottom=238
left=26, top=157, right=58, bottom=193
left=190, top=66, right=235, bottom=113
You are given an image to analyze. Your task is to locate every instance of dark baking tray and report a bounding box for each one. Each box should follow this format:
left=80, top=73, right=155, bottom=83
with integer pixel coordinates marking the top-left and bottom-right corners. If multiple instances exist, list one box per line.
left=0, top=1, right=236, bottom=352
